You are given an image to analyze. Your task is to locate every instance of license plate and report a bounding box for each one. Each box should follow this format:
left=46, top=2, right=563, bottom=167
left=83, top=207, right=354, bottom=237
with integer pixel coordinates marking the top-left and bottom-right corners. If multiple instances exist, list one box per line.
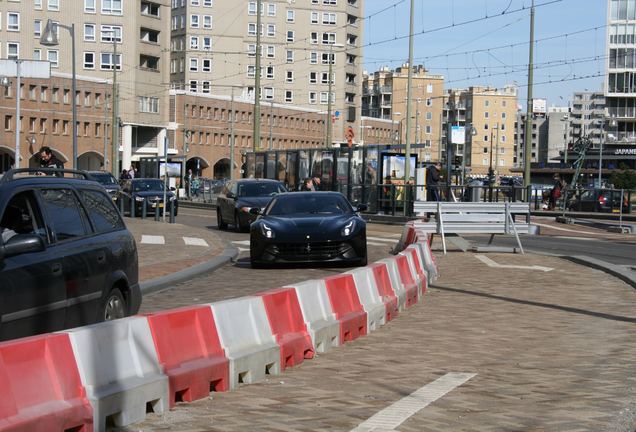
left=151, top=203, right=164, bottom=208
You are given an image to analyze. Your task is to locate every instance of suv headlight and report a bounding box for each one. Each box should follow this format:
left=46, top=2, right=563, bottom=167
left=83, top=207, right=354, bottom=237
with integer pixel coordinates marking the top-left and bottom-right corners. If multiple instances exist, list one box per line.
left=135, top=196, right=145, bottom=202
left=341, top=220, right=355, bottom=237
left=261, top=222, right=275, bottom=239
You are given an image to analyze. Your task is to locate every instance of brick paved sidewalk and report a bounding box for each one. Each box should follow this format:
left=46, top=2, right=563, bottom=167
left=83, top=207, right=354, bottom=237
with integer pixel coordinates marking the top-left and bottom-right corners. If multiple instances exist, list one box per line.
left=124, top=217, right=228, bottom=283
left=124, top=251, right=636, bottom=432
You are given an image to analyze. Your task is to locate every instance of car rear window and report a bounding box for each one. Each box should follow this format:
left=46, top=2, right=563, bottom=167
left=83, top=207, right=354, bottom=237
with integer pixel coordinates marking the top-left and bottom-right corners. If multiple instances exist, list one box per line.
left=238, top=182, right=286, bottom=197
left=79, top=189, right=124, bottom=233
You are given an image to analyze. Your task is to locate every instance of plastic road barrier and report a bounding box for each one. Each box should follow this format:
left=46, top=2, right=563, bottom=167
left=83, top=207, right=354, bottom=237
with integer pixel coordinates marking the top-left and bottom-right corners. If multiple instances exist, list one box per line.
left=345, top=266, right=387, bottom=333
left=323, top=274, right=368, bottom=343
left=257, top=288, right=315, bottom=371
left=369, top=262, right=400, bottom=322
left=394, top=254, right=420, bottom=306
left=0, top=333, right=93, bottom=432
left=289, top=280, right=340, bottom=353
left=146, top=306, right=229, bottom=408
left=376, top=258, right=409, bottom=311
left=65, top=316, right=169, bottom=432
left=209, top=297, right=281, bottom=390
left=404, top=245, right=429, bottom=294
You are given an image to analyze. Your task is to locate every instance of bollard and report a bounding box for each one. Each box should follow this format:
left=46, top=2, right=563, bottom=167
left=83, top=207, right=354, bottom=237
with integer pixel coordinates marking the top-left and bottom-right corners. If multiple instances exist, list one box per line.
left=118, top=196, right=125, bottom=215
left=130, top=195, right=136, bottom=218
left=142, top=197, right=147, bottom=219
left=169, top=199, right=175, bottom=223
left=154, top=199, right=160, bottom=221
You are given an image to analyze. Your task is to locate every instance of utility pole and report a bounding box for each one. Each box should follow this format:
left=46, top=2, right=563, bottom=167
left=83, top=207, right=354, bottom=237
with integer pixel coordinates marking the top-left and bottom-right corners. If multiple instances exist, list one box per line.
left=111, top=36, right=119, bottom=177
left=523, top=0, right=535, bottom=187
left=230, top=87, right=236, bottom=180
left=103, top=92, right=109, bottom=170
left=326, top=45, right=334, bottom=147
left=252, top=0, right=262, bottom=152
left=404, top=0, right=415, bottom=215
left=15, top=61, right=21, bottom=169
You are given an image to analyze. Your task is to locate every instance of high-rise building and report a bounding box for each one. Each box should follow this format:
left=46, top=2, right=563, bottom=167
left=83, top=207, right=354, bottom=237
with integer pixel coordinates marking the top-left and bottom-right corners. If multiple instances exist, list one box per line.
left=605, top=0, right=636, bottom=169
left=170, top=0, right=364, bottom=147
left=570, top=91, right=605, bottom=147
left=0, top=0, right=171, bottom=172
left=361, top=64, right=445, bottom=162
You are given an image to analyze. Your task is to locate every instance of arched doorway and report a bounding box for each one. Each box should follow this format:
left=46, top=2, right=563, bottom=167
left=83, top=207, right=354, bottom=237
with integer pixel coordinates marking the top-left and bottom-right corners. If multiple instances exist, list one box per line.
left=28, top=148, right=69, bottom=169
left=0, top=146, right=15, bottom=173
left=213, top=158, right=231, bottom=179
left=78, top=151, right=104, bottom=171
left=185, top=157, right=210, bottom=178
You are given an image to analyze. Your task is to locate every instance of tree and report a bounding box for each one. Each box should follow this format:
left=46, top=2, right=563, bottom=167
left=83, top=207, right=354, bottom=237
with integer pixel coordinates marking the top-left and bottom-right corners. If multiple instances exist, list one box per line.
left=609, top=168, right=636, bottom=190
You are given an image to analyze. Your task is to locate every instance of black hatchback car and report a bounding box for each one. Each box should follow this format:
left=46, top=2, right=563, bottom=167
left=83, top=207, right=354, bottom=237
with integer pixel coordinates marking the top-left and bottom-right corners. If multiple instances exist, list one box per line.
left=87, top=170, right=121, bottom=202
left=0, top=168, right=140, bottom=341
left=121, top=178, right=179, bottom=217
left=216, top=179, right=287, bottom=232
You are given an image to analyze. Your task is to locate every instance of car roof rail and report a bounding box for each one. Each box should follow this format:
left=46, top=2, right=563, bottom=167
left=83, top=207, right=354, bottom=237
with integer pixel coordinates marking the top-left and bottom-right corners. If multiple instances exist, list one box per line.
left=0, top=168, right=95, bottom=184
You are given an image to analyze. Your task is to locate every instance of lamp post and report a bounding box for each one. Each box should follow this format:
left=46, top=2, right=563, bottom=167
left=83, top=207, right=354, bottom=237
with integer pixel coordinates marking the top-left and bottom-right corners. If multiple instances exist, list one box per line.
left=325, top=43, right=344, bottom=147
left=464, top=124, right=477, bottom=183
left=561, top=114, right=569, bottom=168
left=41, top=19, right=77, bottom=169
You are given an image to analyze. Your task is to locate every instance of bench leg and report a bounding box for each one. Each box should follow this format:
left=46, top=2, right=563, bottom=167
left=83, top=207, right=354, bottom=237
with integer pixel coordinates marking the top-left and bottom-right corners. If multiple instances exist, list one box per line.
left=488, top=234, right=495, bottom=245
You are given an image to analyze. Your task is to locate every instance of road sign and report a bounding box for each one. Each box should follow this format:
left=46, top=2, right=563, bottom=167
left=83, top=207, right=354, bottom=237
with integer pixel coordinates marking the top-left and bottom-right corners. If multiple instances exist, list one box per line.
left=334, top=110, right=340, bottom=118
left=0, top=60, right=50, bottom=78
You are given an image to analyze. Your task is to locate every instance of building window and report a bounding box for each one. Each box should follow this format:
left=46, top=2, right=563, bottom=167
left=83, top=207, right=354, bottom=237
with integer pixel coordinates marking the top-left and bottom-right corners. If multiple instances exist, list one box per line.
left=4, top=116, right=12, bottom=131
left=485, top=111, right=489, bottom=118
left=101, top=25, right=122, bottom=43
left=266, top=24, right=275, bottom=37
left=321, top=71, right=330, bottom=84
left=286, top=50, right=293, bottom=63
left=7, top=43, right=19, bottom=60
left=285, top=90, right=293, bottom=103
left=427, top=83, right=433, bottom=93
left=247, top=44, right=256, bottom=57
left=309, top=72, right=317, bottom=84
left=100, top=52, right=121, bottom=70
left=202, top=37, right=211, bottom=50
left=85, top=0, right=96, bottom=13
left=263, top=87, right=274, bottom=100
left=311, top=12, right=319, bottom=24
left=34, top=20, right=42, bottom=37
left=310, top=32, right=318, bottom=44
left=48, top=0, right=59, bottom=11
left=190, top=36, right=199, bottom=50
left=33, top=49, right=42, bottom=60
left=322, top=12, right=336, bottom=25
left=35, top=0, right=43, bottom=9
left=189, top=58, right=198, bottom=71
left=267, top=3, right=276, bottom=16
left=47, top=50, right=59, bottom=67
left=84, top=24, right=96, bottom=41
left=203, top=15, right=212, bottom=29
left=322, top=32, right=336, bottom=45
left=8, top=13, right=20, bottom=32
left=309, top=91, right=317, bottom=104
left=248, top=2, right=257, bottom=15
left=102, top=0, right=123, bottom=15
left=247, top=65, right=255, bottom=77
left=202, top=58, right=211, bottom=72
left=425, top=125, right=432, bottom=134
left=426, top=112, right=432, bottom=120
left=287, top=10, right=295, bottom=22
left=266, top=65, right=274, bottom=79
left=310, top=52, right=318, bottom=64
left=248, top=23, right=257, bottom=36
left=83, top=52, right=95, bottom=69
left=286, top=30, right=294, bottom=42
left=202, top=81, right=210, bottom=94
left=286, top=70, right=293, bottom=83
left=266, top=45, right=275, bottom=58
left=139, top=96, right=159, bottom=113
left=190, top=14, right=199, bottom=28
left=189, top=80, right=198, bottom=92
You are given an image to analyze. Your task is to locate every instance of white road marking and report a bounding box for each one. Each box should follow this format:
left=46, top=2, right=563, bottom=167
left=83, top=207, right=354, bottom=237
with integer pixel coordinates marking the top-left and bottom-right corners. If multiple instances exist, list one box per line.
left=532, top=222, right=603, bottom=234
left=350, top=372, right=476, bottom=432
left=367, top=236, right=399, bottom=243
left=237, top=247, right=249, bottom=253
left=183, top=237, right=209, bottom=247
left=140, top=235, right=165, bottom=245
left=553, top=236, right=596, bottom=241
left=368, top=241, right=390, bottom=247
left=475, top=254, right=554, bottom=272
left=232, top=240, right=251, bottom=246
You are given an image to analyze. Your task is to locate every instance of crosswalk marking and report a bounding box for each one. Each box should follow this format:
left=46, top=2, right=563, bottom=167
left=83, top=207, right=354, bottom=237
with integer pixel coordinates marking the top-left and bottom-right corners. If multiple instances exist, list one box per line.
left=140, top=235, right=165, bottom=245
left=351, top=373, right=476, bottom=432
left=367, top=236, right=399, bottom=243
left=183, top=237, right=209, bottom=247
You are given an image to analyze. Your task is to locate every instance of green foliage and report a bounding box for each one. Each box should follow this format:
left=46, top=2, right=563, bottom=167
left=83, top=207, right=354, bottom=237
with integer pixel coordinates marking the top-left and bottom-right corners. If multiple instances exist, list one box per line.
left=609, top=168, right=636, bottom=190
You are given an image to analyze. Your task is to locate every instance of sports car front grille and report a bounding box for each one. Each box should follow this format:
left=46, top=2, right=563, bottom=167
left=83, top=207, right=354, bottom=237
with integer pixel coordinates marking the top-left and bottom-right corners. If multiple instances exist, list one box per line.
left=268, top=241, right=352, bottom=261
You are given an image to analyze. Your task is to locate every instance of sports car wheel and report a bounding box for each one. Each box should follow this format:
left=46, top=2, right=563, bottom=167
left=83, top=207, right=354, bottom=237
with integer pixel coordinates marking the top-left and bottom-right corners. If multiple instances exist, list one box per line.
left=217, top=209, right=227, bottom=230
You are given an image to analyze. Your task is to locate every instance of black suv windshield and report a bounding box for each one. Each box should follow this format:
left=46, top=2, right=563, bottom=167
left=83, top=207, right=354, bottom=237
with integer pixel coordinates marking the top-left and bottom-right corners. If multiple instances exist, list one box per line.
left=91, top=172, right=118, bottom=186
left=267, top=194, right=352, bottom=216
left=238, top=182, right=285, bottom=197
left=132, top=179, right=165, bottom=192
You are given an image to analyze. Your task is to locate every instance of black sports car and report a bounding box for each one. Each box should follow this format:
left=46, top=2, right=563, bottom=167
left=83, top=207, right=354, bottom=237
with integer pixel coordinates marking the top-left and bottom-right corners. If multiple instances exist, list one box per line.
left=250, top=192, right=367, bottom=267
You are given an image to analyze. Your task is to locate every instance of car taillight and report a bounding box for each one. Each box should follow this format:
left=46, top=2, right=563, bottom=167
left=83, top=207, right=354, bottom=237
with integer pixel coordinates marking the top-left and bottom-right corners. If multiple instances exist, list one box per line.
left=598, top=195, right=607, bottom=205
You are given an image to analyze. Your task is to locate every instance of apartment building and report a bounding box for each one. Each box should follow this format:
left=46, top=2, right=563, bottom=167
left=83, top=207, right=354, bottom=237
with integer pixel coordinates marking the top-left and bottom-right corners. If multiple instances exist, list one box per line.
left=460, top=86, right=518, bottom=177
left=170, top=0, right=364, bottom=147
left=0, top=0, right=171, bottom=173
left=361, top=64, right=445, bottom=163
left=570, top=91, right=606, bottom=148
left=169, top=90, right=324, bottom=178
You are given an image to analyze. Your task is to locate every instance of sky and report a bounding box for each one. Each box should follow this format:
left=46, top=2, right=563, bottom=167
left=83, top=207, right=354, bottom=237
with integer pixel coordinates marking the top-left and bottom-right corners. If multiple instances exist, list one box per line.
left=362, top=0, right=607, bottom=108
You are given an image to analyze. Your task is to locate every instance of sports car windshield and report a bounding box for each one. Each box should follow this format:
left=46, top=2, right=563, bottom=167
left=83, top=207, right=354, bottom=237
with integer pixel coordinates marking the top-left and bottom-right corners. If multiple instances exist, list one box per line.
left=132, top=179, right=165, bottom=192
left=238, top=182, right=286, bottom=197
left=267, top=194, right=353, bottom=216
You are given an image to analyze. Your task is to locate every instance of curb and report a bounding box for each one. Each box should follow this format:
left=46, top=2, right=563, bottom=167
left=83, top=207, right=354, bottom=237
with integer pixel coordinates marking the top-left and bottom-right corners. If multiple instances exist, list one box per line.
left=559, top=255, right=636, bottom=290
left=140, top=246, right=239, bottom=296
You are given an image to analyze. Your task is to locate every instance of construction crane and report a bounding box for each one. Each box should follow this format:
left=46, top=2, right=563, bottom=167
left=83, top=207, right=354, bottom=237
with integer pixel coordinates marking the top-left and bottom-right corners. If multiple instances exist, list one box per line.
left=568, top=136, right=592, bottom=189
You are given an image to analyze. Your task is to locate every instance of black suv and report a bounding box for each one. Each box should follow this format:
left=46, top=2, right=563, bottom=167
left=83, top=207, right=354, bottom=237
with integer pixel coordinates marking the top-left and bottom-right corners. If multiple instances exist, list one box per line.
left=0, top=168, right=140, bottom=341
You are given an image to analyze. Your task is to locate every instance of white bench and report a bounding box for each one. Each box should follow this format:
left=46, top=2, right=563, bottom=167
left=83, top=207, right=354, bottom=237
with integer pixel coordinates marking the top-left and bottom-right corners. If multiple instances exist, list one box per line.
left=413, top=202, right=530, bottom=254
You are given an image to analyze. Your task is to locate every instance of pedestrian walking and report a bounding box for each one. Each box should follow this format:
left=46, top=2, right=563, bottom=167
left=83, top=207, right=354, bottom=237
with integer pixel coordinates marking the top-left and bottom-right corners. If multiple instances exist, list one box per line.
left=38, top=146, right=64, bottom=173
left=426, top=162, right=442, bottom=201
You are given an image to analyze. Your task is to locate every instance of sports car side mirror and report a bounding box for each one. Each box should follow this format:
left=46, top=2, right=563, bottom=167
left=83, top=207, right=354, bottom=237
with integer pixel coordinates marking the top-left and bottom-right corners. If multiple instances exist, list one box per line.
left=249, top=207, right=261, bottom=215
left=356, top=204, right=368, bottom=212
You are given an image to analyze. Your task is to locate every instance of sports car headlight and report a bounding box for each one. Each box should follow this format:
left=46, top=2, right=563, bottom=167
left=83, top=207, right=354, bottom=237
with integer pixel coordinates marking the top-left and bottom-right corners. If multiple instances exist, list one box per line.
left=135, top=196, right=145, bottom=202
left=341, top=220, right=355, bottom=237
left=240, top=206, right=252, bottom=213
left=261, top=222, right=275, bottom=239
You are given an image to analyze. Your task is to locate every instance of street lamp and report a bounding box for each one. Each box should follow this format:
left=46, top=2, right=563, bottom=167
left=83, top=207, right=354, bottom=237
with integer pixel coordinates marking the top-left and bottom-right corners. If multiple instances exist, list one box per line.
left=560, top=114, right=569, bottom=168
left=41, top=19, right=77, bottom=169
left=325, top=43, right=344, bottom=147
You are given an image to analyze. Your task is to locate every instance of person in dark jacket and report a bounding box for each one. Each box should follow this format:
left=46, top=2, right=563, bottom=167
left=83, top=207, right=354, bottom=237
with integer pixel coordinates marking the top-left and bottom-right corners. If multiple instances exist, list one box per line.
left=426, top=162, right=442, bottom=201
left=38, top=146, right=64, bottom=170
